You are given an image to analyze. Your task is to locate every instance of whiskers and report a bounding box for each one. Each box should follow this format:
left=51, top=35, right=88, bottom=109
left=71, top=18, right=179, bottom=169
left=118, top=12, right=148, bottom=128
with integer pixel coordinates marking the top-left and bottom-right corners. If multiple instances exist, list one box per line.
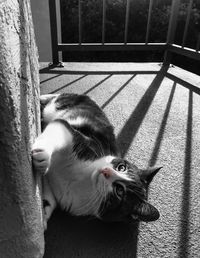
left=97, top=179, right=109, bottom=217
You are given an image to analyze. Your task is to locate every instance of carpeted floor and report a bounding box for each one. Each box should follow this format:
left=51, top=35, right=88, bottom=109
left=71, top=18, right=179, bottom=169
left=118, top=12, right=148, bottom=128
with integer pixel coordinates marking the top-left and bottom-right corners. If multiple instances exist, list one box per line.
left=40, top=62, right=200, bottom=258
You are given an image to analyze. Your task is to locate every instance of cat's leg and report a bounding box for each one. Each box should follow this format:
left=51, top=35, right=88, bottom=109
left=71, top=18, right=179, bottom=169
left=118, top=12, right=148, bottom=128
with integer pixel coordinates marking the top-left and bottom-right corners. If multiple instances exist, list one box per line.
left=42, top=177, right=57, bottom=230
left=32, top=120, right=73, bottom=175
left=40, top=94, right=59, bottom=105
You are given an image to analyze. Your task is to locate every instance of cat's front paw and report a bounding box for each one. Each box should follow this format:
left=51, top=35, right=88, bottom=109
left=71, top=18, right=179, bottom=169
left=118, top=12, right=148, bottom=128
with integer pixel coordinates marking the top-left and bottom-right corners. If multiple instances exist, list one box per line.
left=32, top=148, right=51, bottom=175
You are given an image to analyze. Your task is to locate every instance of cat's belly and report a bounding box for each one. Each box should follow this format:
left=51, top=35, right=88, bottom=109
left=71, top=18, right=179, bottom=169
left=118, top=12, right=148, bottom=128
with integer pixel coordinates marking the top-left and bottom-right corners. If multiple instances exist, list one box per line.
left=44, top=154, right=116, bottom=217
left=46, top=156, right=97, bottom=214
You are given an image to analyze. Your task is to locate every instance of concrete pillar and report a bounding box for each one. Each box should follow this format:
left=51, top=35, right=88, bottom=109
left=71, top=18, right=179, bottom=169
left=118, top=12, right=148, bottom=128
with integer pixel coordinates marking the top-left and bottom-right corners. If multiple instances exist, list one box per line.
left=0, top=0, right=44, bottom=257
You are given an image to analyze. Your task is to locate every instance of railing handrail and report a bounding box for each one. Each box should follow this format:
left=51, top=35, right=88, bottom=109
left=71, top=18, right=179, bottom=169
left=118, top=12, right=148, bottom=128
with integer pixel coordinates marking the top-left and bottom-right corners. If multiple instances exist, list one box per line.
left=49, top=0, right=200, bottom=65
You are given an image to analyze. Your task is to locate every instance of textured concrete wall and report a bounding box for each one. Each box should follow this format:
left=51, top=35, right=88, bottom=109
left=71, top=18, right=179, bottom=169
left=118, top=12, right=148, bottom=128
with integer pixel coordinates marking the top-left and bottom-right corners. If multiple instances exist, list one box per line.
left=0, top=0, right=44, bottom=257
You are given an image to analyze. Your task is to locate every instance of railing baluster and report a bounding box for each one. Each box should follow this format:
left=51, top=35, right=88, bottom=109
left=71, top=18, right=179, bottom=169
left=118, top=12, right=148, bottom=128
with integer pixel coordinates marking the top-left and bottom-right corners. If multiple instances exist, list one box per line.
left=78, top=0, right=82, bottom=45
left=164, top=0, right=181, bottom=65
left=49, top=0, right=59, bottom=64
left=56, top=0, right=62, bottom=61
left=124, top=0, right=130, bottom=45
left=182, top=0, right=193, bottom=48
left=196, top=33, right=200, bottom=52
left=167, top=0, right=181, bottom=44
left=102, top=0, right=106, bottom=44
left=145, top=0, right=153, bottom=44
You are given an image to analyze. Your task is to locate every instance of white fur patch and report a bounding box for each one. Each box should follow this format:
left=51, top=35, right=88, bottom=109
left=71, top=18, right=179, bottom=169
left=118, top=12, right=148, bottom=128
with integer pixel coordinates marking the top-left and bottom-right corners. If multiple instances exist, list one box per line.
left=68, top=117, right=88, bottom=127
left=42, top=97, right=88, bottom=128
left=47, top=156, right=117, bottom=217
left=42, top=98, right=58, bottom=123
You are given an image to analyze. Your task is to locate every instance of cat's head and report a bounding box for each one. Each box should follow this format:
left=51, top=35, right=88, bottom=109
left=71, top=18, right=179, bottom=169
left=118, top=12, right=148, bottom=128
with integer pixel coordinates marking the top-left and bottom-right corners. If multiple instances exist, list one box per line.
left=92, top=157, right=161, bottom=222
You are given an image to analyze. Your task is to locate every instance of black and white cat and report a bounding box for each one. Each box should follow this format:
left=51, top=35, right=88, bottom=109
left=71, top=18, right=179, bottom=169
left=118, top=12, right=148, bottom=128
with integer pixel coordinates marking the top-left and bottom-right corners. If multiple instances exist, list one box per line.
left=32, top=93, right=161, bottom=229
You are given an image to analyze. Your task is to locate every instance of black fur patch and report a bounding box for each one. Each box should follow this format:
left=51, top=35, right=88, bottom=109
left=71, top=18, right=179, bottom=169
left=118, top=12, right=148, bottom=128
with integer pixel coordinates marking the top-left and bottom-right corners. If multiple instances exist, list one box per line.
left=54, top=93, right=119, bottom=160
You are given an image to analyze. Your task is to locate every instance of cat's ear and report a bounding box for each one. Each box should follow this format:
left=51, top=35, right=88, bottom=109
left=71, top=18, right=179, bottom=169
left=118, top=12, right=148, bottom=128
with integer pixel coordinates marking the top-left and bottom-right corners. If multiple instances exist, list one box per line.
left=131, top=201, right=160, bottom=222
left=139, top=166, right=162, bottom=185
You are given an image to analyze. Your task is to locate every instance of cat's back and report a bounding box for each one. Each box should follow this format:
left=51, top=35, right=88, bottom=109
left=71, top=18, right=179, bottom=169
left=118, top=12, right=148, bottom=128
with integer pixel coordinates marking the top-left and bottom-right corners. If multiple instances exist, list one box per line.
left=41, top=93, right=118, bottom=156
left=41, top=93, right=113, bottom=135
left=42, top=93, right=107, bottom=126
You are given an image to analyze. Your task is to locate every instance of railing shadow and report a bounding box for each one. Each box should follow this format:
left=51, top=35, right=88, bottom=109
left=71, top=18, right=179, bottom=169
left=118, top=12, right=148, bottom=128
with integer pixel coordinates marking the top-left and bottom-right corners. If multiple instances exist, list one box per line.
left=40, top=74, right=62, bottom=84
left=40, top=64, right=197, bottom=257
left=148, top=82, right=176, bottom=167
left=50, top=74, right=88, bottom=93
left=39, top=66, right=159, bottom=75
left=117, top=65, right=169, bottom=157
left=101, top=74, right=136, bottom=109
left=44, top=208, right=139, bottom=258
left=84, top=74, right=113, bottom=94
left=40, top=65, right=160, bottom=96
left=41, top=67, right=164, bottom=258
left=166, top=73, right=200, bottom=96
left=178, top=90, right=193, bottom=258
left=42, top=65, right=168, bottom=258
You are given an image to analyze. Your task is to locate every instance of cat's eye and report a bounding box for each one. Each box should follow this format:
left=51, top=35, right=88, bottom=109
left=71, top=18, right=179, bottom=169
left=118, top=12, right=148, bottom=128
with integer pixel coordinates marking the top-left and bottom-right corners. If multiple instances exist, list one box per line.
left=114, top=184, right=125, bottom=198
left=116, top=163, right=126, bottom=172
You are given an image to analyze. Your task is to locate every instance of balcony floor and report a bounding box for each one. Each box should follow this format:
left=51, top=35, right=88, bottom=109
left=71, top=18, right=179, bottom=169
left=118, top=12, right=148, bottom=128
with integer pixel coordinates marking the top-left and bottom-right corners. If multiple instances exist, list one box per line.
left=40, top=62, right=200, bottom=258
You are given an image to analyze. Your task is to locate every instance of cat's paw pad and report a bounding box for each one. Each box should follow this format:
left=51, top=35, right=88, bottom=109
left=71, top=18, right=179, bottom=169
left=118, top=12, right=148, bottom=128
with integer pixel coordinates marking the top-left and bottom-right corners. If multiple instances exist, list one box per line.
left=32, top=148, right=50, bottom=174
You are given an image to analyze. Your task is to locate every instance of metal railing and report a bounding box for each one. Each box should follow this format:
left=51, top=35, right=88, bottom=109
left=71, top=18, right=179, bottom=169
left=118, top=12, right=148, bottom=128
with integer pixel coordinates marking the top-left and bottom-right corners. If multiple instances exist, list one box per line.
left=48, top=0, right=200, bottom=65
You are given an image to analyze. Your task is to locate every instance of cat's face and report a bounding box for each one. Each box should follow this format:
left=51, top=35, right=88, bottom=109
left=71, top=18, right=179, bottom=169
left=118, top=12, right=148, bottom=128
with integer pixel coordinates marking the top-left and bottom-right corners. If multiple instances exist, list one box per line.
left=92, top=157, right=161, bottom=222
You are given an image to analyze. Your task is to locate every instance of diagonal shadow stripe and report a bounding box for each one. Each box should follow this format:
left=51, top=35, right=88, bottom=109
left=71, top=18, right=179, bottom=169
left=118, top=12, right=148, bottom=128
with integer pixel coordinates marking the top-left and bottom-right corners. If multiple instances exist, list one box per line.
left=39, top=66, right=158, bottom=75
left=117, top=65, right=168, bottom=157
left=50, top=74, right=87, bottom=93
left=40, top=74, right=62, bottom=84
left=148, top=82, right=176, bottom=167
left=84, top=74, right=113, bottom=94
left=101, top=75, right=136, bottom=109
left=178, top=90, right=193, bottom=258
left=166, top=72, right=200, bottom=96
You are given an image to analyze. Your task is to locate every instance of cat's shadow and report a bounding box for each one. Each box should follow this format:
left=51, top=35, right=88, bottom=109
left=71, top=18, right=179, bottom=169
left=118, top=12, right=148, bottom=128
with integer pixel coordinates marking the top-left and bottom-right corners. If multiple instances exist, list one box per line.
left=44, top=208, right=138, bottom=258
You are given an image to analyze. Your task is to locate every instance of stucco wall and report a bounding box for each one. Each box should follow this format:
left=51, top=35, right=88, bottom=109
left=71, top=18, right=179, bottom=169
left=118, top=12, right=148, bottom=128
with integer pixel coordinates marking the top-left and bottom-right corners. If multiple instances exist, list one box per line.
left=0, top=0, right=44, bottom=257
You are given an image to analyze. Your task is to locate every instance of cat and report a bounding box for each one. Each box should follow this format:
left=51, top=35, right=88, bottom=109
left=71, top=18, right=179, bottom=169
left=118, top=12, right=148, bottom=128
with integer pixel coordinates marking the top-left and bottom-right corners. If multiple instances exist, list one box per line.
left=32, top=93, right=161, bottom=229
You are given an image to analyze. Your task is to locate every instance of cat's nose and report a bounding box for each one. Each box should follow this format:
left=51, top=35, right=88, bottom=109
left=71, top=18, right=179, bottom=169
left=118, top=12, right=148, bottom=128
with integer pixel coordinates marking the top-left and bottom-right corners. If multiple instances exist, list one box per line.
left=100, top=168, right=113, bottom=179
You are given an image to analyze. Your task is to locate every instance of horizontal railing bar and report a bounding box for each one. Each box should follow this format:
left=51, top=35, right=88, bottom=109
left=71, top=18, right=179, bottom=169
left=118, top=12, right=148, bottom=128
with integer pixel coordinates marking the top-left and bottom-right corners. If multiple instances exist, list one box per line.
left=57, top=42, right=167, bottom=51
left=168, top=44, right=200, bottom=61
left=58, top=42, right=167, bottom=46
